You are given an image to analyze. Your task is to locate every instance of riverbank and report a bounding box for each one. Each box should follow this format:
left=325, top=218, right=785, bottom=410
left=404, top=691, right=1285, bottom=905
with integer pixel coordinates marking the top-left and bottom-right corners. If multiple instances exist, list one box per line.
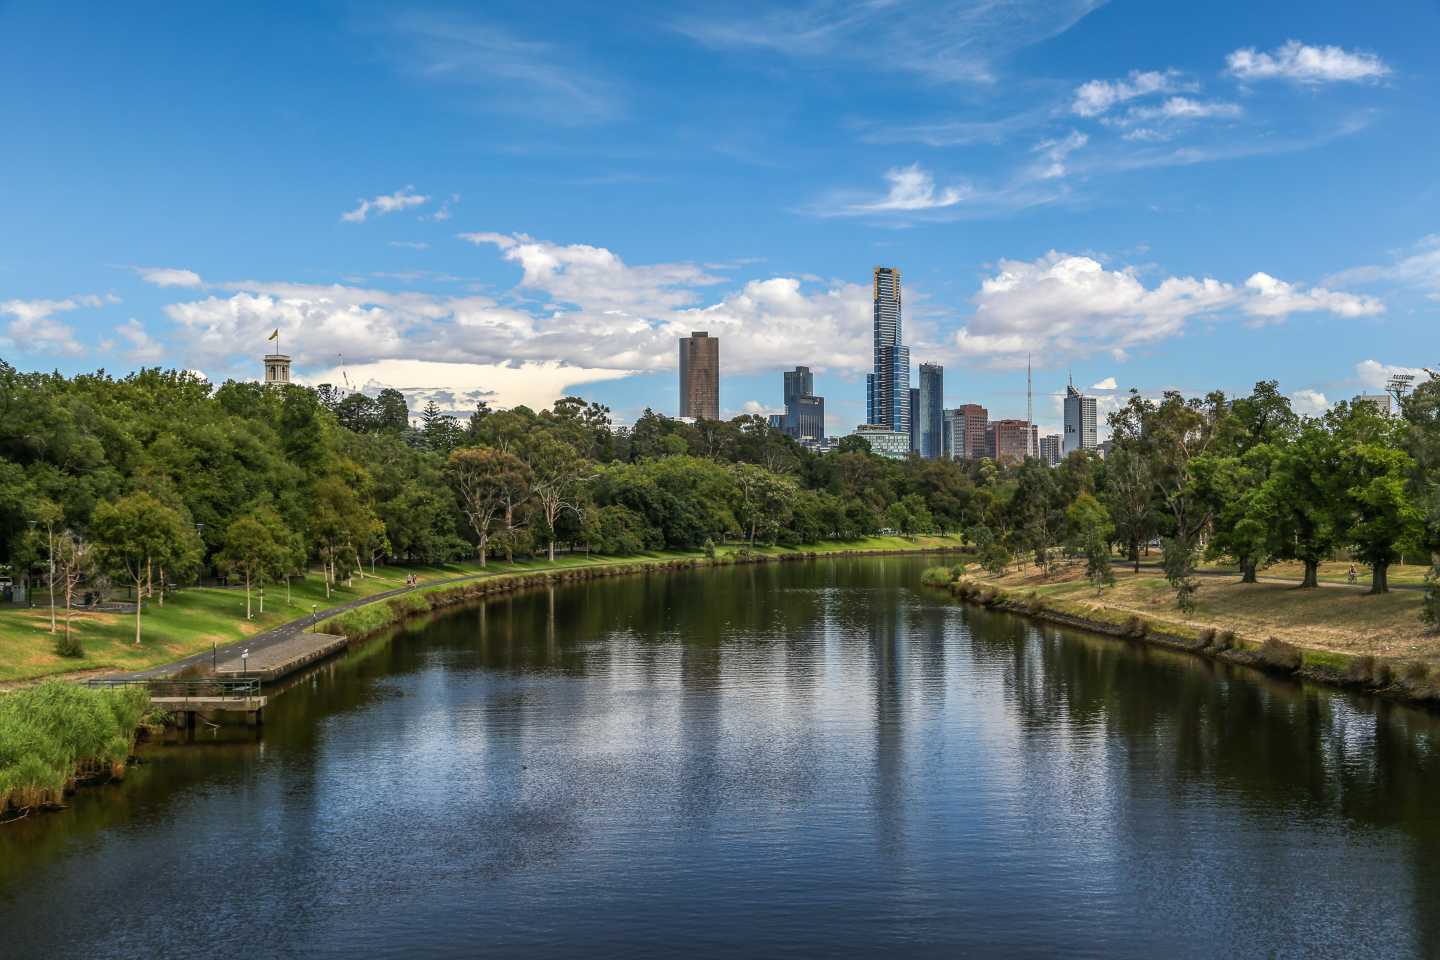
left=319, top=537, right=969, bottom=643
left=0, top=537, right=964, bottom=686
left=0, top=682, right=152, bottom=817
left=930, top=562, right=1440, bottom=705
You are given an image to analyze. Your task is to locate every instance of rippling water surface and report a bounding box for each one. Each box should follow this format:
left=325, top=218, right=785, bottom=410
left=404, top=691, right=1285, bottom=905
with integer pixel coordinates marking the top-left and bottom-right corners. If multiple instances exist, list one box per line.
left=4, top=556, right=1440, bottom=958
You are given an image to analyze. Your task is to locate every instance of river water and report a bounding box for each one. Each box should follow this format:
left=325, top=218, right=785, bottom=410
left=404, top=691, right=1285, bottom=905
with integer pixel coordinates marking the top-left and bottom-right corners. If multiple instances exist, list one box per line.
left=3, top=556, right=1439, bottom=958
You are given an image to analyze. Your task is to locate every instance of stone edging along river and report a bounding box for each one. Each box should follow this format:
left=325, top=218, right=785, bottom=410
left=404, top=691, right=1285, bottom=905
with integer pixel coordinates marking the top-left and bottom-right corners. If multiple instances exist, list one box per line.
left=944, top=576, right=1440, bottom=709
left=315, top=545, right=970, bottom=645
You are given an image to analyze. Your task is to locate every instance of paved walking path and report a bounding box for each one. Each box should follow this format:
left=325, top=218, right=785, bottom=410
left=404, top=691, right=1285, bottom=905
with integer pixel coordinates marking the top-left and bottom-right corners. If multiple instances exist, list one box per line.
left=116, top=569, right=502, bottom=680
left=1123, top=561, right=1425, bottom=592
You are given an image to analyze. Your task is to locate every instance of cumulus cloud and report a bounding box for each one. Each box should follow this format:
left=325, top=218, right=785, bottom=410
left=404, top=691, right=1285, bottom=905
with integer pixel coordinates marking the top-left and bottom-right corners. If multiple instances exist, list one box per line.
left=1355, top=360, right=1429, bottom=391
left=1071, top=69, right=1191, bottom=117
left=115, top=318, right=165, bottom=362
left=341, top=186, right=429, bottom=223
left=1091, top=376, right=1117, bottom=390
left=157, top=233, right=874, bottom=409
left=950, top=252, right=1382, bottom=366
left=0, top=293, right=112, bottom=355
left=139, top=267, right=204, bottom=288
left=1289, top=388, right=1330, bottom=416
left=1242, top=271, right=1384, bottom=322
left=740, top=400, right=784, bottom=418
left=1226, top=41, right=1390, bottom=84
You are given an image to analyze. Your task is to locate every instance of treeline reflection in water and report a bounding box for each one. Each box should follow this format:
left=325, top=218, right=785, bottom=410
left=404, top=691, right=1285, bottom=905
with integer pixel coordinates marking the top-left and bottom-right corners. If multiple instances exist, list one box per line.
left=2, top=556, right=1438, bottom=959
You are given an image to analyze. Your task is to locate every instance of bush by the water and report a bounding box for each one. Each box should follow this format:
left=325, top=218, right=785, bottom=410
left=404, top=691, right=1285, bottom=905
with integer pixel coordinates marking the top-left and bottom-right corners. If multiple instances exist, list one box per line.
left=920, top=566, right=954, bottom=587
left=1121, top=615, right=1148, bottom=639
left=1258, top=637, right=1302, bottom=673
left=0, top=682, right=149, bottom=813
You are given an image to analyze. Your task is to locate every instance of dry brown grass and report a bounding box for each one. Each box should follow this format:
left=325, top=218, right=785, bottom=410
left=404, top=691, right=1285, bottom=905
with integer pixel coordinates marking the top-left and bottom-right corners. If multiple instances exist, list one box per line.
left=978, top=560, right=1434, bottom=662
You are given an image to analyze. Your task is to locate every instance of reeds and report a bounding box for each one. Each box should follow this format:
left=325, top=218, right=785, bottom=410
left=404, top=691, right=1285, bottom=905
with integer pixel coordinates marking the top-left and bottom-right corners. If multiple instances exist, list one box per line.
left=0, top=682, right=149, bottom=813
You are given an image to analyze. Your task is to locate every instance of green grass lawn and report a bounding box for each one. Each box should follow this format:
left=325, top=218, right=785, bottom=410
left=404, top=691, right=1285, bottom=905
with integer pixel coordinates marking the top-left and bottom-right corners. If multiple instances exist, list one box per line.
left=1, top=536, right=963, bottom=684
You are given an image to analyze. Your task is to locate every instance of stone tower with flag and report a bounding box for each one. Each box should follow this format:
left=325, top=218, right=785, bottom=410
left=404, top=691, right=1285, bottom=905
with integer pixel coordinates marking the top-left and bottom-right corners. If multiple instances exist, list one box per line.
left=263, top=328, right=291, bottom=386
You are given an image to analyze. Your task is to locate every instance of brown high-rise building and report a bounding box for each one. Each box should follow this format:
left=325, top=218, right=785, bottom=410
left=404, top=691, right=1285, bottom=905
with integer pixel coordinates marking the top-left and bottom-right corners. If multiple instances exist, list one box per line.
left=678, top=331, right=719, bottom=420
left=987, top=419, right=1030, bottom=466
left=955, top=403, right=988, bottom=460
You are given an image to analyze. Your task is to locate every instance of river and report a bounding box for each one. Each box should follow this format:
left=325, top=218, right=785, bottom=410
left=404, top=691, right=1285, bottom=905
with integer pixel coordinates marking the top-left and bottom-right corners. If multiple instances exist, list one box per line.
left=3, top=556, right=1439, bottom=958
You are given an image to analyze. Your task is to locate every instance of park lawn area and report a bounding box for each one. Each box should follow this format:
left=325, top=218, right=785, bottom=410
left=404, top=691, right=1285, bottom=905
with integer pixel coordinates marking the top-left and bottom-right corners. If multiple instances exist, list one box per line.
left=977, top=560, right=1435, bottom=662
left=0, top=536, right=964, bottom=684
left=0, top=560, right=487, bottom=684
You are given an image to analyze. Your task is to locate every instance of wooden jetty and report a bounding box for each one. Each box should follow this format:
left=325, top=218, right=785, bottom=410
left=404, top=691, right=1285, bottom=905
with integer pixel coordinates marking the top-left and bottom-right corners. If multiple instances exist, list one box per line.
left=88, top=678, right=268, bottom=726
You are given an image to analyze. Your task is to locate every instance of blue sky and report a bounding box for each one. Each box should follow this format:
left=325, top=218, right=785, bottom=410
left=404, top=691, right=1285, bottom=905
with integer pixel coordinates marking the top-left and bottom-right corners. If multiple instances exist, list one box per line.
left=2, top=0, right=1437, bottom=436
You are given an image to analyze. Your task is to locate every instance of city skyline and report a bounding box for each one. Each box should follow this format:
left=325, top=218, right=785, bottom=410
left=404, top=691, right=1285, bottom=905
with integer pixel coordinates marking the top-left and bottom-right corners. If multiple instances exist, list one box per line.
left=2, top=3, right=1436, bottom=441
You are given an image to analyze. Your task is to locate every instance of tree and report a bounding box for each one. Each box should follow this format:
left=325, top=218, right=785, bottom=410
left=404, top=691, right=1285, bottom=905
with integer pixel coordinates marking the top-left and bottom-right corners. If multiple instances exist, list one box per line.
left=1265, top=417, right=1341, bottom=587
left=525, top=436, right=591, bottom=562
left=32, top=497, right=62, bottom=633
left=309, top=476, right=376, bottom=597
left=1328, top=403, right=1421, bottom=594
left=1101, top=445, right=1153, bottom=572
left=447, top=447, right=531, bottom=567
left=92, top=492, right=201, bottom=644
left=53, top=531, right=94, bottom=656
left=1067, top=492, right=1116, bottom=594
left=217, top=509, right=293, bottom=619
left=732, top=462, right=797, bottom=544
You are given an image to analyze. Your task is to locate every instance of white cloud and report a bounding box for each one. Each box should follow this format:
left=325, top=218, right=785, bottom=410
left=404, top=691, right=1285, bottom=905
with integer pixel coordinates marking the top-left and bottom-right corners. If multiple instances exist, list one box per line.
left=301, top=359, right=626, bottom=415
left=949, top=253, right=1382, bottom=366
left=1355, top=360, right=1428, bottom=391
left=0, top=293, right=111, bottom=355
left=1030, top=131, right=1088, bottom=179
left=677, top=0, right=1105, bottom=86
left=740, top=400, right=784, bottom=418
left=139, top=267, right=204, bottom=288
left=1242, top=271, right=1384, bottom=322
left=341, top=186, right=429, bottom=223
left=1289, top=388, right=1330, bottom=415
left=1226, top=41, right=1390, bottom=85
left=849, top=164, right=969, bottom=212
left=157, top=234, right=874, bottom=409
left=388, top=241, right=430, bottom=250
left=1109, top=97, right=1243, bottom=126
left=423, top=194, right=460, bottom=222
left=1327, top=235, right=1440, bottom=300
left=1071, top=68, right=1190, bottom=117
left=1091, top=376, right=1117, bottom=390
left=115, top=319, right=165, bottom=362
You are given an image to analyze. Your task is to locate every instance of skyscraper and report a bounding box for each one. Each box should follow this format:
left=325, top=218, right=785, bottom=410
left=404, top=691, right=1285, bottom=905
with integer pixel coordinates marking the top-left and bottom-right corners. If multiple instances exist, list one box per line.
left=1039, top=434, right=1061, bottom=465
left=955, top=403, right=988, bottom=460
left=1063, top=382, right=1097, bottom=456
left=987, top=419, right=1030, bottom=466
left=779, top=365, right=825, bottom=440
left=679, top=331, right=719, bottom=420
left=918, top=363, right=943, bottom=458
left=908, top=387, right=920, bottom=452
left=866, top=267, right=910, bottom=435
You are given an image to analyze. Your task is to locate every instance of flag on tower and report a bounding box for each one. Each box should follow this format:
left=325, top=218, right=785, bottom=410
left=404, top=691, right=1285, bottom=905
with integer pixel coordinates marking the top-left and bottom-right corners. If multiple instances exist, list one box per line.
left=267, top=329, right=279, bottom=341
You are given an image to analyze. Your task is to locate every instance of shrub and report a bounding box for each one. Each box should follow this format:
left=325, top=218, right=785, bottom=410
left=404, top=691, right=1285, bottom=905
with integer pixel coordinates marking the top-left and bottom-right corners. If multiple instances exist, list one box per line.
left=1402, top=661, right=1429, bottom=685
left=54, top=631, right=84, bottom=659
left=1121, top=615, right=1148, bottom=639
left=919, top=567, right=954, bottom=588
left=1197, top=627, right=1217, bottom=648
left=1213, top=630, right=1236, bottom=652
left=1374, top=660, right=1393, bottom=687
left=1258, top=637, right=1302, bottom=673
left=0, top=683, right=148, bottom=812
left=949, top=563, right=968, bottom=579
left=703, top=538, right=717, bottom=561
left=1346, top=655, right=1376, bottom=685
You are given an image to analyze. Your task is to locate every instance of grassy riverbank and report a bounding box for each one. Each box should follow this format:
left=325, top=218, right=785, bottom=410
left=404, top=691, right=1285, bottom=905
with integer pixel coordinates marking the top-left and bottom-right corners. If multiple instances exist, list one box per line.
left=0, top=536, right=963, bottom=684
left=929, top=560, right=1440, bottom=701
left=0, top=682, right=151, bottom=815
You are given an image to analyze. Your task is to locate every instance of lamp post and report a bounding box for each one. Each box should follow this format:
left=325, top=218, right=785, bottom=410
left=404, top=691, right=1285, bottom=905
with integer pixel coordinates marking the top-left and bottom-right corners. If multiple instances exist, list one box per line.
left=241, top=648, right=249, bottom=674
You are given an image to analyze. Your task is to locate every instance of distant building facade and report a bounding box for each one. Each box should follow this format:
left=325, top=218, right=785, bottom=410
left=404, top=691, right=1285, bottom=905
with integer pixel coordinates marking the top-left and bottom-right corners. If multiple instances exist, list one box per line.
left=853, top=424, right=911, bottom=460
left=908, top=387, right=921, bottom=452
left=955, top=403, right=989, bottom=460
left=987, top=419, right=1030, bottom=465
left=679, top=331, right=720, bottom=420
left=264, top=352, right=291, bottom=387
left=1353, top=394, right=1392, bottom=416
left=781, top=366, right=825, bottom=440
left=866, top=267, right=911, bottom=436
left=1039, top=434, right=1062, bottom=466
left=917, top=363, right=943, bottom=459
left=1063, top=384, right=1097, bottom=456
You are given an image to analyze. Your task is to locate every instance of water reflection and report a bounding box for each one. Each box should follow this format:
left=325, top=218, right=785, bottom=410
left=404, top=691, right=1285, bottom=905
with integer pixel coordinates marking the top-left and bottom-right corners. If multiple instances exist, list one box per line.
left=2, top=557, right=1438, bottom=959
